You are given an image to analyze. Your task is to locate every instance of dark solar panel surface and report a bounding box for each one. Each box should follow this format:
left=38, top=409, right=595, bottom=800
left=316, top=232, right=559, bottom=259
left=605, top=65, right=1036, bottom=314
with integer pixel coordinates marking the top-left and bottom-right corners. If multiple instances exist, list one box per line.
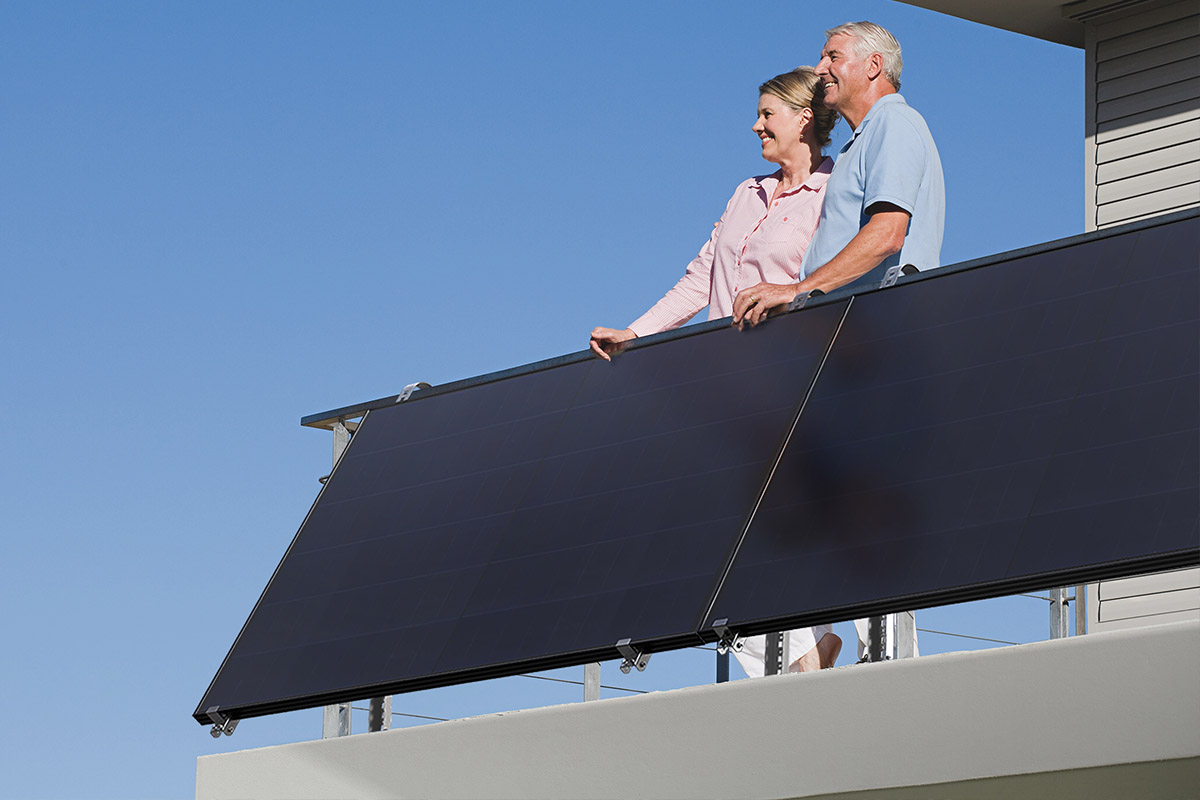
left=706, top=217, right=1200, bottom=634
left=1012, top=217, right=1200, bottom=575
left=197, top=215, right=1198, bottom=725
left=196, top=301, right=849, bottom=720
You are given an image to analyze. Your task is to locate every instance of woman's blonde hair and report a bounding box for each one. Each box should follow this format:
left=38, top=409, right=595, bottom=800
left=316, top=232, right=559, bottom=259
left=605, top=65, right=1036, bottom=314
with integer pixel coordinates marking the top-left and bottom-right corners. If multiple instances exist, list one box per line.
left=758, top=66, right=838, bottom=147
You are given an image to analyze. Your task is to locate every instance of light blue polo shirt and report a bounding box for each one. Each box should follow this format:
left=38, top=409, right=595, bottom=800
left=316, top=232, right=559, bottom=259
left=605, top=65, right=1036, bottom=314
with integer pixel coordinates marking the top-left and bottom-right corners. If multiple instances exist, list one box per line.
left=799, top=94, right=945, bottom=290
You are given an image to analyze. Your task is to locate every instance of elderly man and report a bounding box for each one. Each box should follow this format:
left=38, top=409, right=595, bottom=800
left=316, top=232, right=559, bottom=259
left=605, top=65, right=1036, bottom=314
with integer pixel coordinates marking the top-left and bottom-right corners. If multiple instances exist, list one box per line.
left=732, top=20, right=945, bottom=323
left=732, top=21, right=944, bottom=661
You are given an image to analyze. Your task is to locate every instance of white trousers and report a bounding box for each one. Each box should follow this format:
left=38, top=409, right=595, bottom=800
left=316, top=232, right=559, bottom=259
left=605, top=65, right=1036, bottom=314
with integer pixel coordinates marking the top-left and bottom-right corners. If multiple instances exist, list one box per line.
left=733, top=625, right=834, bottom=678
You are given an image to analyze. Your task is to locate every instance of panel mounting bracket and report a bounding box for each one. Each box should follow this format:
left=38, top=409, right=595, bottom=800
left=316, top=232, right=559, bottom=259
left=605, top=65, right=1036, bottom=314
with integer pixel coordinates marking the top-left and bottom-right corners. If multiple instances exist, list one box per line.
left=788, top=288, right=824, bottom=311
left=616, top=638, right=651, bottom=674
left=711, top=618, right=744, bottom=655
left=206, top=707, right=239, bottom=738
left=880, top=264, right=920, bottom=289
left=396, top=381, right=433, bottom=403
left=879, top=264, right=904, bottom=288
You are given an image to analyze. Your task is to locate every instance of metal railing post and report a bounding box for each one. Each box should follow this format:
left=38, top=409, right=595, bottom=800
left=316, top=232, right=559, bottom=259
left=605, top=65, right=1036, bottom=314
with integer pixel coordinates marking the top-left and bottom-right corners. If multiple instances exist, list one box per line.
left=368, top=696, right=392, bottom=732
left=716, top=649, right=729, bottom=683
left=764, top=631, right=788, bottom=675
left=895, top=611, right=917, bottom=658
left=1049, top=587, right=1070, bottom=639
left=584, top=662, right=601, bottom=701
left=322, top=422, right=354, bottom=738
left=867, top=615, right=887, bottom=662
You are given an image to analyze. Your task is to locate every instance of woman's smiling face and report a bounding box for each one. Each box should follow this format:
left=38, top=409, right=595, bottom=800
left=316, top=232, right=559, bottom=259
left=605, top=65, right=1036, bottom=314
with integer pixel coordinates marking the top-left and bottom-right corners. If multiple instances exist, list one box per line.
left=752, top=93, right=811, bottom=165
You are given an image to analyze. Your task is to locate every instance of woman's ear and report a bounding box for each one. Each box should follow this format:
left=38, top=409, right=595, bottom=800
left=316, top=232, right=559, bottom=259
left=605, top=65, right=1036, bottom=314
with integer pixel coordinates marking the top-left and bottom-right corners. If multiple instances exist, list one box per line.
left=799, top=106, right=813, bottom=133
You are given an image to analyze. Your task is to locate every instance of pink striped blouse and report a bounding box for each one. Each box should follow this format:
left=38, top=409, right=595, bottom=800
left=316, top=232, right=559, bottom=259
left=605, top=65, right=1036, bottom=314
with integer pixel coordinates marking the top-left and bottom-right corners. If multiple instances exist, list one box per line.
left=629, top=157, right=832, bottom=336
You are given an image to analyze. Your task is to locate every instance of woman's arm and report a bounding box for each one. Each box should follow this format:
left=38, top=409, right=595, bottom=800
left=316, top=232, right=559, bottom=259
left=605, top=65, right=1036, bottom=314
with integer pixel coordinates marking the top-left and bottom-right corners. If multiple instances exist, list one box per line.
left=589, top=205, right=732, bottom=360
left=625, top=219, right=722, bottom=337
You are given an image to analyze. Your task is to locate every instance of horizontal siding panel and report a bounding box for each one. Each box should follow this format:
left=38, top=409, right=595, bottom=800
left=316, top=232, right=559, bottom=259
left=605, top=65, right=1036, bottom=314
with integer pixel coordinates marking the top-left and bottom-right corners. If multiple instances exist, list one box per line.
left=1097, top=181, right=1200, bottom=225
left=1096, top=1, right=1197, bottom=44
left=1099, top=205, right=1200, bottom=226
left=1097, top=55, right=1200, bottom=103
left=1097, top=76, right=1200, bottom=123
left=1098, top=118, right=1200, bottom=161
left=1097, top=98, right=1200, bottom=141
left=1096, top=162, right=1199, bottom=200
left=1099, top=568, right=1200, bottom=601
left=1098, top=587, right=1200, bottom=622
left=1093, top=606, right=1200, bottom=631
left=1098, top=35, right=1200, bottom=82
left=1097, top=139, right=1200, bottom=183
left=1097, top=13, right=1199, bottom=61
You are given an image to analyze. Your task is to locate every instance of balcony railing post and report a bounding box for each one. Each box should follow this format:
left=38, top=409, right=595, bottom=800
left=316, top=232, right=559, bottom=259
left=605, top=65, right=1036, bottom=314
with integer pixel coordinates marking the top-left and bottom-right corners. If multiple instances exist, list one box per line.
left=764, top=631, right=788, bottom=675
left=322, top=421, right=355, bottom=738
left=584, top=662, right=601, bottom=701
left=1050, top=587, right=1070, bottom=639
left=367, top=696, right=392, bottom=732
left=716, top=649, right=729, bottom=683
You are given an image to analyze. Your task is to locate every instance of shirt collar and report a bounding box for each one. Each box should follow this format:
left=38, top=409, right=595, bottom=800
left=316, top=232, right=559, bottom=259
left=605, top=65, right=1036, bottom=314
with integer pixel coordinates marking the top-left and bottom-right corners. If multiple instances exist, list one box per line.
left=851, top=93, right=907, bottom=136
left=751, top=156, right=834, bottom=196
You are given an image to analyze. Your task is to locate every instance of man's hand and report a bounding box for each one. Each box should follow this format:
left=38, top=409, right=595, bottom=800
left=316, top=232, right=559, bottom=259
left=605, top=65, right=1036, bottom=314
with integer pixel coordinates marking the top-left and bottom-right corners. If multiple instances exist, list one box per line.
left=731, top=282, right=802, bottom=329
left=589, top=326, right=637, bottom=361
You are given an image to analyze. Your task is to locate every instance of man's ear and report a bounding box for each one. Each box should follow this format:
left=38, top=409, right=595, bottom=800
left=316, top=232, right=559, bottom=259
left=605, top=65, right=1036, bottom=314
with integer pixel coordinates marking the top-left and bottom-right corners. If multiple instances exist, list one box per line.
left=866, top=52, right=884, bottom=81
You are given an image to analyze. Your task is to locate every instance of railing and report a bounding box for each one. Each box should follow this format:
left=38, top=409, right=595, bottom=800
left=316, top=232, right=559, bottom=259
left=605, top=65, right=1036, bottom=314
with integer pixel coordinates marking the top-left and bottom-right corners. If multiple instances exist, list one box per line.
left=312, top=587, right=1088, bottom=736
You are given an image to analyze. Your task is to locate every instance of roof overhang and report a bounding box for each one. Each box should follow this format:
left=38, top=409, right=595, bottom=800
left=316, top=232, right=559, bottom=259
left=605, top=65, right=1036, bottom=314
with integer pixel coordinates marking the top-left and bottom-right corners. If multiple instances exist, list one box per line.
left=896, top=0, right=1101, bottom=47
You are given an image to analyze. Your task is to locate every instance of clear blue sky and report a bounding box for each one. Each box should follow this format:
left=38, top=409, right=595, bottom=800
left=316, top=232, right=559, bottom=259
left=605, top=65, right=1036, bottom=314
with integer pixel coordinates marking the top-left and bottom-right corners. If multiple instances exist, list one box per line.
left=0, top=2, right=1082, bottom=797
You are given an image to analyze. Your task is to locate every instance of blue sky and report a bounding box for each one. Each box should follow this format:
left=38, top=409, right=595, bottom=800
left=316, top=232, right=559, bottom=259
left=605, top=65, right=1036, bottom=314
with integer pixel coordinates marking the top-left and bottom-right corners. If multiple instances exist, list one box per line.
left=0, top=2, right=1083, bottom=797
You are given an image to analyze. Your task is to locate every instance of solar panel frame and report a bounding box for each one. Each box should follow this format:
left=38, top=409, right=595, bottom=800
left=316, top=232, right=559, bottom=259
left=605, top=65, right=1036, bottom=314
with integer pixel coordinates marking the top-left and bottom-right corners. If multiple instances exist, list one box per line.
left=197, top=209, right=1200, bottom=726
left=702, top=213, right=1200, bottom=640
left=195, top=299, right=852, bottom=723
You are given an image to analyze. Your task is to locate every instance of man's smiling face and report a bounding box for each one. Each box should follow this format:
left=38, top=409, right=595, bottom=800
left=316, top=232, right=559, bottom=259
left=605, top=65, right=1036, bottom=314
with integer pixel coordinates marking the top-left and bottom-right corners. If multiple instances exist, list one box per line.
left=815, top=33, right=871, bottom=116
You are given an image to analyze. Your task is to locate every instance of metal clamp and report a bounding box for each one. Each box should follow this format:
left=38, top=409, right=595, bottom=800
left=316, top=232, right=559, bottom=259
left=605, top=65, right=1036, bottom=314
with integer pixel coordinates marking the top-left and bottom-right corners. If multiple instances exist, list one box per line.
left=712, top=618, right=744, bottom=655
left=879, top=265, right=904, bottom=288
left=616, top=638, right=651, bottom=674
left=206, top=707, right=239, bottom=738
left=396, top=381, right=432, bottom=403
left=788, top=288, right=824, bottom=311
left=880, top=264, right=920, bottom=289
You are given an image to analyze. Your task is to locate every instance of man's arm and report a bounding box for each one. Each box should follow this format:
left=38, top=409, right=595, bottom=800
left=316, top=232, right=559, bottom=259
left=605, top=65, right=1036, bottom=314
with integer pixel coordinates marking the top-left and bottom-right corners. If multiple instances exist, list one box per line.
left=731, top=204, right=909, bottom=327
left=796, top=204, right=908, bottom=292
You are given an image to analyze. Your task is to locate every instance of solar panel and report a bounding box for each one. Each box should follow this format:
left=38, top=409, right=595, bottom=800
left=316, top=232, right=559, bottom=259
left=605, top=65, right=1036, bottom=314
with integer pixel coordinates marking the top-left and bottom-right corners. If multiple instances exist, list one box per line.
left=197, top=212, right=1198, bottom=729
left=704, top=216, right=1200, bottom=636
left=195, top=300, right=850, bottom=722
left=1011, top=216, right=1200, bottom=576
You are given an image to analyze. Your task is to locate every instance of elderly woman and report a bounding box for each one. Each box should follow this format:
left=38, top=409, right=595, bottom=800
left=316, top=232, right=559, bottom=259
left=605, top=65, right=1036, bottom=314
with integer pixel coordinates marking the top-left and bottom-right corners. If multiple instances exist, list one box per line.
left=588, top=67, right=842, bottom=676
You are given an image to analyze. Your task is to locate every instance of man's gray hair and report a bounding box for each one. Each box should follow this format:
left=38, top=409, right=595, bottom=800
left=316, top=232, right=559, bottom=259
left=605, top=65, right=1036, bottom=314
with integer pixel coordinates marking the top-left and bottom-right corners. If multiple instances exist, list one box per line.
left=826, top=21, right=903, bottom=90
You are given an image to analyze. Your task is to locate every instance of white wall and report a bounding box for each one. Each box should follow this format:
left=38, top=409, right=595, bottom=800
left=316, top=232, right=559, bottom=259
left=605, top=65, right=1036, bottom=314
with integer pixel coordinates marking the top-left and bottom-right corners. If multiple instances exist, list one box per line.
left=1077, top=0, right=1200, bottom=634
left=1083, top=0, right=1200, bottom=230
left=197, top=620, right=1200, bottom=800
